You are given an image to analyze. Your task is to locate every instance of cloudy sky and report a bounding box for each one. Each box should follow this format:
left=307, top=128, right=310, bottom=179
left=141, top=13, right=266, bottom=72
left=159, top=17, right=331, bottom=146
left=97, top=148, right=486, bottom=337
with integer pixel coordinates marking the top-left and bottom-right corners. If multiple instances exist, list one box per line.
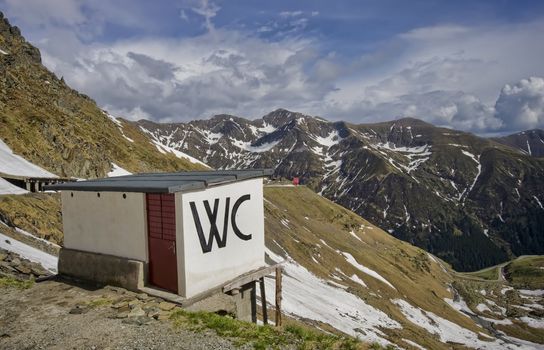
left=2, top=0, right=544, bottom=134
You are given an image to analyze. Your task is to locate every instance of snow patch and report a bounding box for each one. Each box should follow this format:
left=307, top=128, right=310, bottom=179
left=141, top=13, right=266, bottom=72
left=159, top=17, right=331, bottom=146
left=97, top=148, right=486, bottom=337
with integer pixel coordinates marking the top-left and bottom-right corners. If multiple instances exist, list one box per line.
left=348, top=230, right=363, bottom=243
left=402, top=338, right=427, bottom=350
left=476, top=303, right=492, bottom=313
left=141, top=131, right=209, bottom=167
left=311, top=130, right=342, bottom=147
left=198, top=129, right=223, bottom=145
left=340, top=251, right=397, bottom=290
left=394, top=299, right=531, bottom=349
left=519, top=289, right=544, bottom=297
left=231, top=138, right=281, bottom=153
left=500, top=287, right=514, bottom=295
left=443, top=297, right=472, bottom=318
left=14, top=226, right=60, bottom=249
left=108, top=163, right=132, bottom=177
left=0, top=232, right=58, bottom=273
left=256, top=122, right=277, bottom=134
left=0, top=139, right=57, bottom=178
left=460, top=150, right=481, bottom=202
left=533, top=196, right=544, bottom=210
left=265, top=248, right=400, bottom=344
left=104, top=112, right=134, bottom=142
left=349, top=274, right=368, bottom=288
left=519, top=316, right=544, bottom=329
left=280, top=219, right=290, bottom=229
left=0, top=178, right=28, bottom=195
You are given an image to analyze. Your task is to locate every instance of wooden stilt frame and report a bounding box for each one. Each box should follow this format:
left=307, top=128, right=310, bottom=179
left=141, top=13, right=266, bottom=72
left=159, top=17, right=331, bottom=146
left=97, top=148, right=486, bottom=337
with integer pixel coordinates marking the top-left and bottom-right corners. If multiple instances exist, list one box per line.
left=221, top=263, right=283, bottom=326
left=275, top=267, right=282, bottom=327
left=259, top=277, right=268, bottom=325
left=250, top=280, right=257, bottom=323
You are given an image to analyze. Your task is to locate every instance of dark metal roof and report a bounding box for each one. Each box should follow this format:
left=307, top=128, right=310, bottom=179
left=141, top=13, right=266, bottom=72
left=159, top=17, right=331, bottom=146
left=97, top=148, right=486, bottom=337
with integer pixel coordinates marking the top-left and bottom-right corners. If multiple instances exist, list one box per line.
left=45, top=169, right=273, bottom=193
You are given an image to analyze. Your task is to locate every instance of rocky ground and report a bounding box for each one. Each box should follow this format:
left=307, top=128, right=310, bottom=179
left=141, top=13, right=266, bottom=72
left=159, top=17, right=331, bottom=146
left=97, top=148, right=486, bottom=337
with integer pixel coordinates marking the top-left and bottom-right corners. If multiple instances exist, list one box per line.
left=0, top=249, right=242, bottom=350
left=0, top=248, right=51, bottom=279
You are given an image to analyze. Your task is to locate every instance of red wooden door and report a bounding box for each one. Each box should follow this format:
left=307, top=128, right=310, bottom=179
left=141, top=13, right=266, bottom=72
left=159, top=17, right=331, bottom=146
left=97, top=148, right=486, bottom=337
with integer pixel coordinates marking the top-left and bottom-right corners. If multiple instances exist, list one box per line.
left=146, top=193, right=178, bottom=293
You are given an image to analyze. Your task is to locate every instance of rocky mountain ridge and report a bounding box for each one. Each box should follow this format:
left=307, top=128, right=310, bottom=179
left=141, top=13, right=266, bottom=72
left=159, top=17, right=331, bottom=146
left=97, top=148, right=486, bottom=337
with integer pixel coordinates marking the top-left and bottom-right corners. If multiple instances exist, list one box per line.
left=0, top=11, right=205, bottom=179
left=493, top=129, right=544, bottom=158
left=136, top=110, right=544, bottom=271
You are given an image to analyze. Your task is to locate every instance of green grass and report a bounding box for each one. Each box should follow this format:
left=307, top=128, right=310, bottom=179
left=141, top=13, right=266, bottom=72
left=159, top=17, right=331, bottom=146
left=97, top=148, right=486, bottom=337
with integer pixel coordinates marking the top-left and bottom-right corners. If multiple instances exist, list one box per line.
left=462, top=266, right=499, bottom=281
left=0, top=193, right=63, bottom=245
left=170, top=309, right=361, bottom=349
left=504, top=256, right=544, bottom=289
left=0, top=276, right=34, bottom=289
left=86, top=297, right=113, bottom=308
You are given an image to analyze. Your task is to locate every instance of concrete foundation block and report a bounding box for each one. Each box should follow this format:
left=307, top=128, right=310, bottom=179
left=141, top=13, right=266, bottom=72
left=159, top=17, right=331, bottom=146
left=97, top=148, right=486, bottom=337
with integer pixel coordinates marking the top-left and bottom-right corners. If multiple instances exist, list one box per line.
left=185, top=292, right=237, bottom=314
left=183, top=283, right=255, bottom=321
left=58, top=248, right=145, bottom=291
left=232, top=284, right=255, bottom=322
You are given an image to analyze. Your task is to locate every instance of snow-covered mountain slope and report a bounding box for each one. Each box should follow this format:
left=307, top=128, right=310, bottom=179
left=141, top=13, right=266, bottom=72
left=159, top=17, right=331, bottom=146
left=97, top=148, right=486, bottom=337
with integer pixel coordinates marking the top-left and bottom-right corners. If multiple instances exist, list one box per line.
left=136, top=110, right=544, bottom=271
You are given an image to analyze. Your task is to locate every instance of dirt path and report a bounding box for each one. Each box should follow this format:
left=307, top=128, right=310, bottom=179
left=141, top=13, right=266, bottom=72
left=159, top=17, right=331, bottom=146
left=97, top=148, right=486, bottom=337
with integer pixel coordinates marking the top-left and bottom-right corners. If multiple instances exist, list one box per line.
left=0, top=280, right=240, bottom=350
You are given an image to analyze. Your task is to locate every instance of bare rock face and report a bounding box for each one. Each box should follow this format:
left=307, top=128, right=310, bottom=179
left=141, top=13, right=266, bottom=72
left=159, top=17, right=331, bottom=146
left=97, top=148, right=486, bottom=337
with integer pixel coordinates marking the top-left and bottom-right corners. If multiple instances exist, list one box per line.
left=0, top=12, right=41, bottom=64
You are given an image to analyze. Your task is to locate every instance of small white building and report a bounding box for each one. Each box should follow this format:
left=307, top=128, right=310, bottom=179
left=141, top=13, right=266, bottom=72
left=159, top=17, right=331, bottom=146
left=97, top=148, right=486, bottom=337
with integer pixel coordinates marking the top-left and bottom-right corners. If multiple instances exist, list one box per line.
left=48, top=170, right=273, bottom=306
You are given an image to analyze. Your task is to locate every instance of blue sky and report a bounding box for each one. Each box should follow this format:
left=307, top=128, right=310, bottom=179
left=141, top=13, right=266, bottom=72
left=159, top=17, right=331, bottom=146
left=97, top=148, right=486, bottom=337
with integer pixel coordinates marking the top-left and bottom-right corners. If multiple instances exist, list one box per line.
left=1, top=0, right=544, bottom=133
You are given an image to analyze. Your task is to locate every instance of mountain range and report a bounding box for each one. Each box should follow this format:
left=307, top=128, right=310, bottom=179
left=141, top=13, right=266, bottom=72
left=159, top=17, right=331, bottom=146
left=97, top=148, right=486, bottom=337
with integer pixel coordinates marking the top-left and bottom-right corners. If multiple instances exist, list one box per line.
left=2, top=8, right=543, bottom=272
left=136, top=111, right=544, bottom=271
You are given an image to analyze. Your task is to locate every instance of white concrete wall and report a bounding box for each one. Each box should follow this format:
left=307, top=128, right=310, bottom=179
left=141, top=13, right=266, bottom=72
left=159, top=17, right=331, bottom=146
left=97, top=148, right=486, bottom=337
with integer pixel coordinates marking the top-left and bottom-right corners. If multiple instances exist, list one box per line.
left=179, top=178, right=265, bottom=298
left=61, top=191, right=148, bottom=262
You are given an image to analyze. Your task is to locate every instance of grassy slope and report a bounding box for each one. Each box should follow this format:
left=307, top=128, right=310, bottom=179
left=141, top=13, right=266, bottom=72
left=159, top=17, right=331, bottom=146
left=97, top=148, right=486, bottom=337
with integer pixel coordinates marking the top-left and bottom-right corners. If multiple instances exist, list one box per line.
left=264, top=186, right=485, bottom=349
left=504, top=256, right=544, bottom=289
left=0, top=20, right=205, bottom=178
left=462, top=266, right=500, bottom=281
left=0, top=66, right=206, bottom=177
left=2, top=185, right=542, bottom=348
left=455, top=256, right=544, bottom=344
left=0, top=193, right=62, bottom=244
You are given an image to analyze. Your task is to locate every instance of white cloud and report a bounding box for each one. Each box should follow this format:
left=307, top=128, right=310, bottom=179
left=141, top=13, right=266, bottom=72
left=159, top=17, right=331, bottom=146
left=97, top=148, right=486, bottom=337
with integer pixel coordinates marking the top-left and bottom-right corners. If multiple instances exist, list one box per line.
left=312, top=20, right=544, bottom=132
left=2, top=0, right=544, bottom=133
left=43, top=29, right=334, bottom=121
left=1, top=0, right=86, bottom=28
left=279, top=11, right=304, bottom=18
left=495, top=77, right=544, bottom=131
left=183, top=0, right=220, bottom=33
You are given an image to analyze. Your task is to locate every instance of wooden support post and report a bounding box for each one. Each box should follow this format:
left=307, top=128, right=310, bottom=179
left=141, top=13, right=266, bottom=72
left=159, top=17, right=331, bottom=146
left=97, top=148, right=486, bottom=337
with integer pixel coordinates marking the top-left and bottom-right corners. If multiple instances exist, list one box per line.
left=259, top=277, right=268, bottom=325
left=275, top=267, right=282, bottom=327
left=250, top=281, right=257, bottom=323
